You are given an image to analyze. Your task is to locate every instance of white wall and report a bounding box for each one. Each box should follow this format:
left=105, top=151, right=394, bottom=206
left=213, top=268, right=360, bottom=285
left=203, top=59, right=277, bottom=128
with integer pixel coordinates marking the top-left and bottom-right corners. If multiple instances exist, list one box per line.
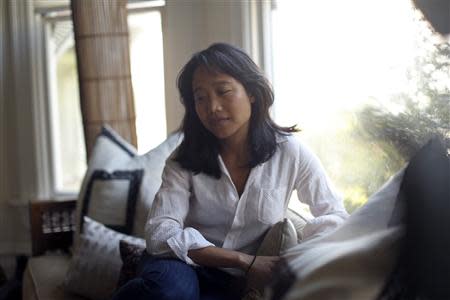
left=162, top=0, right=247, bottom=133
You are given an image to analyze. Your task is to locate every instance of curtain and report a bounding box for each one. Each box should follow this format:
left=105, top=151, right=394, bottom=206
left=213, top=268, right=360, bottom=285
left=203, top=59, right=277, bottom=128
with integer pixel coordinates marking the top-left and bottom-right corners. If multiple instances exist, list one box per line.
left=0, top=0, right=7, bottom=203
left=0, top=0, right=23, bottom=205
left=0, top=0, right=31, bottom=255
left=71, top=0, right=137, bottom=157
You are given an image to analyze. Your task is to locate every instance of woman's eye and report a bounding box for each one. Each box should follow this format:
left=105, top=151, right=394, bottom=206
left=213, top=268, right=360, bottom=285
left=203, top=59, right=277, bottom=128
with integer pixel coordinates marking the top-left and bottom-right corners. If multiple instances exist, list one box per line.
left=218, top=90, right=231, bottom=95
left=194, top=96, right=204, bottom=102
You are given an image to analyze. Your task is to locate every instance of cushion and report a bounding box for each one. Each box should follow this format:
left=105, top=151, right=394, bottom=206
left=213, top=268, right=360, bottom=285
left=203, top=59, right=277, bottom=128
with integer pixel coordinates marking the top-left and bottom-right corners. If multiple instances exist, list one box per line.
left=74, top=125, right=183, bottom=246
left=286, top=209, right=308, bottom=242
left=256, top=218, right=298, bottom=256
left=275, top=137, right=450, bottom=300
left=80, top=169, right=143, bottom=234
left=275, top=170, right=405, bottom=300
left=244, top=218, right=299, bottom=300
left=23, top=255, right=86, bottom=300
left=64, top=217, right=146, bottom=300
left=381, top=137, right=450, bottom=299
left=0, top=266, right=5, bottom=287
left=116, top=239, right=146, bottom=289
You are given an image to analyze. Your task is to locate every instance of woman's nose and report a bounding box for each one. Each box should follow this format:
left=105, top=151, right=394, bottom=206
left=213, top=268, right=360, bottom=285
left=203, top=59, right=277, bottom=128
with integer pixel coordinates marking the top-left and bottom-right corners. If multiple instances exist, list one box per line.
left=208, top=96, right=222, bottom=113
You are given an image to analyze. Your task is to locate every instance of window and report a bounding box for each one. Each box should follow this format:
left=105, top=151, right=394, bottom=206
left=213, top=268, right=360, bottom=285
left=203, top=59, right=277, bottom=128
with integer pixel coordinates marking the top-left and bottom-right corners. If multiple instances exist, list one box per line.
left=42, top=2, right=166, bottom=194
left=271, top=0, right=450, bottom=213
left=46, top=19, right=85, bottom=193
left=128, top=10, right=166, bottom=154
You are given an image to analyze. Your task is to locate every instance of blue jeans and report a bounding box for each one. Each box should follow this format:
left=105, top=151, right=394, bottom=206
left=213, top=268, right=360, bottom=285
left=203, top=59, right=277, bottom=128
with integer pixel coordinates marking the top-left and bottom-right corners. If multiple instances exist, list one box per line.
left=111, top=252, right=243, bottom=300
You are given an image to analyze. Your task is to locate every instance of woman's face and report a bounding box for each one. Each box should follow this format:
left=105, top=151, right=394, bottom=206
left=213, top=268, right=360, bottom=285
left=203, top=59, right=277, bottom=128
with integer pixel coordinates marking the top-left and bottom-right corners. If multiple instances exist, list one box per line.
left=192, top=66, right=254, bottom=143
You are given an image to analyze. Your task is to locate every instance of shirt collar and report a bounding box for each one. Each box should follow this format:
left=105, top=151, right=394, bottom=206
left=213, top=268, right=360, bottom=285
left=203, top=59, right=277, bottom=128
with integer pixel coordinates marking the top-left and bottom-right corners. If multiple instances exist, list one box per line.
left=275, top=133, right=289, bottom=144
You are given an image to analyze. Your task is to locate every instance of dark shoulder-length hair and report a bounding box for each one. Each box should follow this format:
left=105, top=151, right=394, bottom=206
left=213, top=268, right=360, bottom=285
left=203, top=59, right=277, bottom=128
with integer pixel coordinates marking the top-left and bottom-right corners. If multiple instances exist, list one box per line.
left=174, top=43, right=298, bottom=178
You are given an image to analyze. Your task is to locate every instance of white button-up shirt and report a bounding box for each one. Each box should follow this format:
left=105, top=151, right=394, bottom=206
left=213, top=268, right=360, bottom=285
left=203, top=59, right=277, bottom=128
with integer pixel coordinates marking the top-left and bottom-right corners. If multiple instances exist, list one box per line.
left=145, top=135, right=349, bottom=266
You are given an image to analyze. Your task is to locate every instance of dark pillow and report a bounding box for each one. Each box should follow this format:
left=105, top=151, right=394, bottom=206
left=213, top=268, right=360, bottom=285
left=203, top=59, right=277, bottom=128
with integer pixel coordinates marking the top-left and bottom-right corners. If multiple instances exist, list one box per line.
left=402, top=137, right=450, bottom=298
left=116, top=239, right=146, bottom=289
left=380, top=137, right=450, bottom=299
left=0, top=265, right=6, bottom=286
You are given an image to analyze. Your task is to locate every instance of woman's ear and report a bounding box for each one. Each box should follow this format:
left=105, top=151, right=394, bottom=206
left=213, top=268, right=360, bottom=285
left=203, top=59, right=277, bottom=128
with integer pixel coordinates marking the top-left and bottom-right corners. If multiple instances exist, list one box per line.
left=250, top=96, right=255, bottom=103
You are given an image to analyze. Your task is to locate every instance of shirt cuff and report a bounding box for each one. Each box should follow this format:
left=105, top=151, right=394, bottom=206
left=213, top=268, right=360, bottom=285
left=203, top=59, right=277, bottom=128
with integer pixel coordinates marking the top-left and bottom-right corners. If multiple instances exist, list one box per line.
left=166, top=227, right=215, bottom=265
left=302, top=213, right=348, bottom=241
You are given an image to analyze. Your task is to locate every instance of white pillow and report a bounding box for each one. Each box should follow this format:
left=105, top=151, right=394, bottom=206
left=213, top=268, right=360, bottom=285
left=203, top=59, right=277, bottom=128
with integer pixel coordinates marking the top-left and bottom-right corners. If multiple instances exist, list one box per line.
left=74, top=125, right=183, bottom=246
left=65, top=216, right=146, bottom=300
left=279, top=170, right=405, bottom=300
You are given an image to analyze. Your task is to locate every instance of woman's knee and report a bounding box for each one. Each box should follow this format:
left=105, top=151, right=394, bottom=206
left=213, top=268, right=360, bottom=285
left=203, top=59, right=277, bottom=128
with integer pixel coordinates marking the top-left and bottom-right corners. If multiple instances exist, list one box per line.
left=139, top=258, right=200, bottom=300
left=111, top=278, right=149, bottom=300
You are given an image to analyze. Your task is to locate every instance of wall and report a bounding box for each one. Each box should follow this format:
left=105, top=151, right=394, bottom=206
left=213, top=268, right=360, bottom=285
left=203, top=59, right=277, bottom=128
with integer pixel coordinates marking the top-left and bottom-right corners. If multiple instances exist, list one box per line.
left=162, top=0, right=247, bottom=133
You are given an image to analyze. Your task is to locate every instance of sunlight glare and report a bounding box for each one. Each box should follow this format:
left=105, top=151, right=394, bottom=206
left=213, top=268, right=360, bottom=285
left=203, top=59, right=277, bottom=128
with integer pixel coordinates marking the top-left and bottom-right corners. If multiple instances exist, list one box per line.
left=272, top=0, right=420, bottom=130
left=128, top=11, right=166, bottom=154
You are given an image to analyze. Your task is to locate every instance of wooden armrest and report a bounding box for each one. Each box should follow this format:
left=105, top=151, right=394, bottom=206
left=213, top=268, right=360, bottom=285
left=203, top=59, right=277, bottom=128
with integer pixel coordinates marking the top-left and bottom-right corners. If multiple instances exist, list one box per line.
left=29, top=199, right=77, bottom=256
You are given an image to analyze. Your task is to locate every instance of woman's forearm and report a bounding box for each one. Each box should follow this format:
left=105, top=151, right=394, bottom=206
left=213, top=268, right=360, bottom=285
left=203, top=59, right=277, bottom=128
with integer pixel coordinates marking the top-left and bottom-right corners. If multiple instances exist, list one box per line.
left=188, top=246, right=253, bottom=271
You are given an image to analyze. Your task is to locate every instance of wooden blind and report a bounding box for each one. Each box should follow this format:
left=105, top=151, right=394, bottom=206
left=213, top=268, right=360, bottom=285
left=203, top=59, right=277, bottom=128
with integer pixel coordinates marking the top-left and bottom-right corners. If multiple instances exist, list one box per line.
left=71, top=0, right=137, bottom=157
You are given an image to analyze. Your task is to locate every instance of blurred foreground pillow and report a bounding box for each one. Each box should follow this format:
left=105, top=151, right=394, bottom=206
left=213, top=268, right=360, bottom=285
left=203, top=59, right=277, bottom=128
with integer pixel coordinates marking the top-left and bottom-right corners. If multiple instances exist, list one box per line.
left=270, top=137, right=450, bottom=300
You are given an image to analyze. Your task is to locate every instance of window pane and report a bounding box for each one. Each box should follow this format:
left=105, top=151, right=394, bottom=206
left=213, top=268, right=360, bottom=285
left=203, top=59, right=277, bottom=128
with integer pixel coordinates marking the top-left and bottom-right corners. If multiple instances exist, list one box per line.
left=128, top=10, right=166, bottom=154
left=50, top=20, right=86, bottom=193
left=272, top=0, right=450, bottom=213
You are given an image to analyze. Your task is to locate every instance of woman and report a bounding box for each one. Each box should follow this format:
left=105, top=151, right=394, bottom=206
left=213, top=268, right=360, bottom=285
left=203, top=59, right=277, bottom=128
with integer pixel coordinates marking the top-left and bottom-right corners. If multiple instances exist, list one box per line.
left=112, top=43, right=348, bottom=300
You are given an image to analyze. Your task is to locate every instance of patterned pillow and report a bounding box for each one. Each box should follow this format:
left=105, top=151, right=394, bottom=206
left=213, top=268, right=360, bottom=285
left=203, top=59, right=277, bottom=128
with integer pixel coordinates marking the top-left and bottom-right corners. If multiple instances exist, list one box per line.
left=116, top=239, right=146, bottom=289
left=64, top=217, right=146, bottom=300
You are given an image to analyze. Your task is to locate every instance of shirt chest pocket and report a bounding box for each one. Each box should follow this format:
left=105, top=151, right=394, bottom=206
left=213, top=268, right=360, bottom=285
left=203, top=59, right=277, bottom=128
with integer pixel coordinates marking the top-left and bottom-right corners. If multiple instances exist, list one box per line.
left=257, top=187, right=287, bottom=225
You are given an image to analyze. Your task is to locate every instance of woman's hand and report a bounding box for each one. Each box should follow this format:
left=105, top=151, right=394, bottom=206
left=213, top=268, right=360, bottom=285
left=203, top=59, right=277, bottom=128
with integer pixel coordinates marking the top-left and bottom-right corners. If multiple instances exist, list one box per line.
left=246, top=256, right=281, bottom=290
left=188, top=247, right=254, bottom=270
left=187, top=247, right=281, bottom=289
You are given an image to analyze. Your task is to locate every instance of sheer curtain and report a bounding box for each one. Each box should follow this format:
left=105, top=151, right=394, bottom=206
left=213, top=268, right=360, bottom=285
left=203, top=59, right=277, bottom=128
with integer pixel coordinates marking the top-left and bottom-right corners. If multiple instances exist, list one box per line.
left=0, top=0, right=8, bottom=206
left=0, top=0, right=32, bottom=255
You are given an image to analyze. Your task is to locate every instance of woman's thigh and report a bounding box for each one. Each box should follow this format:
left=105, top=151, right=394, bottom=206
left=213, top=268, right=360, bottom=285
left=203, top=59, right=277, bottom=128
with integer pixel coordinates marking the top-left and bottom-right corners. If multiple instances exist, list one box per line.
left=113, top=254, right=200, bottom=300
left=139, top=254, right=200, bottom=299
left=113, top=253, right=243, bottom=300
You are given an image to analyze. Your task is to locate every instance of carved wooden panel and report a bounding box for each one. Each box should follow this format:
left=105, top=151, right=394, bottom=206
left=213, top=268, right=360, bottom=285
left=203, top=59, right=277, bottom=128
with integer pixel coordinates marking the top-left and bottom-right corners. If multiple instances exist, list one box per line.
left=30, top=199, right=77, bottom=256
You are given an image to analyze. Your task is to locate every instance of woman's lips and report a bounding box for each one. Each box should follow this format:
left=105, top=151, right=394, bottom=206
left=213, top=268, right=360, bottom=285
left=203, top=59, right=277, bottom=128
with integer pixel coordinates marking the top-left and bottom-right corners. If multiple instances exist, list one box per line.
left=210, top=117, right=230, bottom=127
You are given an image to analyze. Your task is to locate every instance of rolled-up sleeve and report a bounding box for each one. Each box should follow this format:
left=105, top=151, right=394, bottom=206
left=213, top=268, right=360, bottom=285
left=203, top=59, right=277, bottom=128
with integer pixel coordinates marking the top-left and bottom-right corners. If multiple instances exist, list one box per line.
left=145, top=159, right=214, bottom=265
left=295, top=142, right=349, bottom=240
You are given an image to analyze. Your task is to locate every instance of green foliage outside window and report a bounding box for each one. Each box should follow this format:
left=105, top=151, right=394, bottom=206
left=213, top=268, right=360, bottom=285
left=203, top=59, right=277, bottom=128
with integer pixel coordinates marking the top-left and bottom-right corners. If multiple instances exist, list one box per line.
left=351, top=18, right=450, bottom=212
left=303, top=16, right=450, bottom=214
